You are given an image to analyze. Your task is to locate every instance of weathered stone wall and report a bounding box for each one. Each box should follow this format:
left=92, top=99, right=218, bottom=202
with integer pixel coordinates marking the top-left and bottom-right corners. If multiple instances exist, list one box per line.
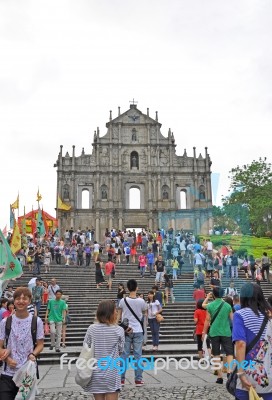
left=55, top=104, right=213, bottom=240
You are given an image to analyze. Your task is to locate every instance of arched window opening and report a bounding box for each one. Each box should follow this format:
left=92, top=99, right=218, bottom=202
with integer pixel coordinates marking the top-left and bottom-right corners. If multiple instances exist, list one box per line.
left=130, top=151, right=139, bottom=169
left=82, top=189, right=89, bottom=209
left=180, top=190, right=187, bottom=209
left=129, top=187, right=140, bottom=209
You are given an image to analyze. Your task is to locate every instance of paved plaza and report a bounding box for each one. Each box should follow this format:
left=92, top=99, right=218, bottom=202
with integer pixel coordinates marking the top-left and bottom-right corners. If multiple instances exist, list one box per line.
left=37, top=362, right=234, bottom=400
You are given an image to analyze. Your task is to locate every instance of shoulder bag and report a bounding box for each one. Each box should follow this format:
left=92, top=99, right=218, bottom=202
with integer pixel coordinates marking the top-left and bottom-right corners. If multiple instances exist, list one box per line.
left=156, top=313, right=164, bottom=323
left=124, top=298, right=144, bottom=334
left=226, top=315, right=268, bottom=396
left=75, top=342, right=95, bottom=388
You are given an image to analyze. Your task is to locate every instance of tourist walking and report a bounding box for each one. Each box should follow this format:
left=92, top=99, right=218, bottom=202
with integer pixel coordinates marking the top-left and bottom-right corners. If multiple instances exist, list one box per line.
left=45, top=289, right=67, bottom=352
left=82, top=300, right=125, bottom=399
left=0, top=287, right=44, bottom=400
left=232, top=282, right=272, bottom=400
left=118, top=279, right=147, bottom=386
left=147, top=290, right=162, bottom=351
left=95, top=256, right=104, bottom=289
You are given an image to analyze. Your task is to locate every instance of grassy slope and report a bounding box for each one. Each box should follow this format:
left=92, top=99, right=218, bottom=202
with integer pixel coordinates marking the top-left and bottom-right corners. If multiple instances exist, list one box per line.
left=199, top=235, right=272, bottom=258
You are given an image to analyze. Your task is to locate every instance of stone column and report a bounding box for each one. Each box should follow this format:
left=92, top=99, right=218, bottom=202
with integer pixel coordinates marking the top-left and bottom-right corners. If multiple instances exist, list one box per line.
left=95, top=212, right=100, bottom=242
left=118, top=212, right=123, bottom=231
left=170, top=175, right=174, bottom=208
left=149, top=212, right=153, bottom=231
left=109, top=173, right=113, bottom=208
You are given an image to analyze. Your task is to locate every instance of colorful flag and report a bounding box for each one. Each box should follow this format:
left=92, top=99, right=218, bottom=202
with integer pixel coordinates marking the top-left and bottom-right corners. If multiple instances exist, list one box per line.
left=37, top=208, right=46, bottom=236
left=31, top=208, right=37, bottom=238
left=37, top=188, right=42, bottom=202
left=2, top=225, right=7, bottom=237
left=57, top=195, right=71, bottom=211
left=22, top=207, right=26, bottom=235
left=11, top=194, right=19, bottom=210
left=10, top=206, right=15, bottom=229
left=42, top=209, right=49, bottom=236
left=21, top=206, right=28, bottom=249
left=10, top=220, right=21, bottom=254
left=0, top=229, right=23, bottom=297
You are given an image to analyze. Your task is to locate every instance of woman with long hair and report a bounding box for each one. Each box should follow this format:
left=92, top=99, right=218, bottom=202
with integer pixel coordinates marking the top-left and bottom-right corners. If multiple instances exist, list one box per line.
left=82, top=300, right=125, bottom=400
left=193, top=299, right=211, bottom=359
left=232, top=282, right=272, bottom=400
left=95, top=256, right=105, bottom=289
left=146, top=290, right=162, bottom=351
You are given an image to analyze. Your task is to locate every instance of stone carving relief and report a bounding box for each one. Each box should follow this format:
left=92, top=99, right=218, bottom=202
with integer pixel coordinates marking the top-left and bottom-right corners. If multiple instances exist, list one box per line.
left=122, top=150, right=129, bottom=164
left=151, top=147, right=157, bottom=166
left=141, top=149, right=147, bottom=165
left=151, top=127, right=156, bottom=138
left=159, top=148, right=169, bottom=166
left=100, top=147, right=109, bottom=166
left=112, top=147, right=118, bottom=166
left=112, top=127, right=118, bottom=140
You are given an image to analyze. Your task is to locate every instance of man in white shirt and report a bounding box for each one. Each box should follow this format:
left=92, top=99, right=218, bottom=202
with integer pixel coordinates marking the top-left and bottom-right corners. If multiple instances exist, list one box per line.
left=48, top=278, right=60, bottom=300
left=118, top=279, right=147, bottom=387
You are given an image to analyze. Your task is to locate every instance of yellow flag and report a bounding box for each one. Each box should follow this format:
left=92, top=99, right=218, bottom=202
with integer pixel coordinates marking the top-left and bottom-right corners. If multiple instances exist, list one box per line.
left=10, top=220, right=21, bottom=254
left=58, top=195, right=71, bottom=211
left=11, top=195, right=19, bottom=210
left=37, top=188, right=42, bottom=202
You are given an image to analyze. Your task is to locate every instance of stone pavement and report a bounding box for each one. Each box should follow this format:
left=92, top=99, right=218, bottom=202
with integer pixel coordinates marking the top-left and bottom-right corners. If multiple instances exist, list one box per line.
left=36, top=361, right=234, bottom=400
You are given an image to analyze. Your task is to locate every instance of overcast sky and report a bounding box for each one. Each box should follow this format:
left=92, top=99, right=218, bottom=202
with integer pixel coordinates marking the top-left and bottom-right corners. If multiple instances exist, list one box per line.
left=1, top=0, right=271, bottom=230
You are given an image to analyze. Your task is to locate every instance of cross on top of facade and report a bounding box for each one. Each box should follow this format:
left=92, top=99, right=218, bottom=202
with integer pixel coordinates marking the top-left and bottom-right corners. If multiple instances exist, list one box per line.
left=129, top=98, right=138, bottom=105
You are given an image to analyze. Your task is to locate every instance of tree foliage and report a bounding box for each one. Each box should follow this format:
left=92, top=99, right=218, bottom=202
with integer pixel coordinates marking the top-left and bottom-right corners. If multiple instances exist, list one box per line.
left=222, top=158, right=272, bottom=236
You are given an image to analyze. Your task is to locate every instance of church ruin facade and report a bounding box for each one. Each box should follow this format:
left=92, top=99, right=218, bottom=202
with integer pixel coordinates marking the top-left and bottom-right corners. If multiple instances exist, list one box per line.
left=55, top=104, right=213, bottom=240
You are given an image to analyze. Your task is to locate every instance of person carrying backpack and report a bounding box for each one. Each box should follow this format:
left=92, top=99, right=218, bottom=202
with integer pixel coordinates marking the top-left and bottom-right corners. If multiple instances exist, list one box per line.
left=0, top=287, right=44, bottom=399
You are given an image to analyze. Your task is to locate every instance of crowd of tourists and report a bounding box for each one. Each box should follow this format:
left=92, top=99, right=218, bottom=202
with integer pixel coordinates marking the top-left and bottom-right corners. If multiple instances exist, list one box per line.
left=1, top=226, right=272, bottom=399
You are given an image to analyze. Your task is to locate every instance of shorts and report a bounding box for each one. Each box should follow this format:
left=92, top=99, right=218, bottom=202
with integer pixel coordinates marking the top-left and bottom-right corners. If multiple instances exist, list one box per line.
left=105, top=274, right=112, bottom=282
left=210, top=335, right=234, bottom=356
left=196, top=334, right=210, bottom=351
left=156, top=272, right=164, bottom=282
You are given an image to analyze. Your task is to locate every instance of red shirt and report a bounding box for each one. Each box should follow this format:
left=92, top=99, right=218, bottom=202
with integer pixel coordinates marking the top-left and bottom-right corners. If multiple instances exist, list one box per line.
left=193, top=289, right=205, bottom=302
left=105, top=261, right=115, bottom=275
left=194, top=309, right=207, bottom=335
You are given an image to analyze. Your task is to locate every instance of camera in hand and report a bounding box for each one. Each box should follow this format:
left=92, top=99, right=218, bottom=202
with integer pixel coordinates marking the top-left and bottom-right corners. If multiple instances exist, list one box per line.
left=119, top=318, right=129, bottom=331
left=119, top=318, right=132, bottom=336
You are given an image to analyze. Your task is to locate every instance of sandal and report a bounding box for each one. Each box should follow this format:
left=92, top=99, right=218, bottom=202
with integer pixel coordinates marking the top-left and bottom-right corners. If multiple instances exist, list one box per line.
left=61, top=343, right=66, bottom=348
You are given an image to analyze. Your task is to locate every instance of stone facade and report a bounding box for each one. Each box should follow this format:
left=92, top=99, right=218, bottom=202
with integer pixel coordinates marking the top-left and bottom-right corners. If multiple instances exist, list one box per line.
left=55, top=104, right=213, bottom=240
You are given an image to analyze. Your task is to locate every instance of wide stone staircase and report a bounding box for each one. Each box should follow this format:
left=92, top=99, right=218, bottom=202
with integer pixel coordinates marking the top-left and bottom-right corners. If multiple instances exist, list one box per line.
left=12, top=256, right=272, bottom=365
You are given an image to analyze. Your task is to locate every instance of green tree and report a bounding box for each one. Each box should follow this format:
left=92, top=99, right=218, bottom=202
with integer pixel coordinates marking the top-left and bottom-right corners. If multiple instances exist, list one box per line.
left=222, top=158, right=272, bottom=236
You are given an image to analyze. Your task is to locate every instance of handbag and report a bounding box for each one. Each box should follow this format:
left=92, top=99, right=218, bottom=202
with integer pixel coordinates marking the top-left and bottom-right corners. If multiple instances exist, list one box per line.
left=65, top=314, right=72, bottom=325
left=156, top=313, right=164, bottom=323
left=44, top=322, right=50, bottom=335
left=13, top=360, right=37, bottom=400
left=75, top=342, right=95, bottom=388
left=249, top=387, right=264, bottom=400
left=226, top=316, right=268, bottom=396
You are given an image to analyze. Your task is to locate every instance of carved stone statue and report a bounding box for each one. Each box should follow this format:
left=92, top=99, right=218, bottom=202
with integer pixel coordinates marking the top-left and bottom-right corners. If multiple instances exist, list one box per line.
left=163, top=190, right=169, bottom=200
left=101, top=189, right=107, bottom=200
left=131, top=155, right=137, bottom=168
left=132, top=129, right=137, bottom=141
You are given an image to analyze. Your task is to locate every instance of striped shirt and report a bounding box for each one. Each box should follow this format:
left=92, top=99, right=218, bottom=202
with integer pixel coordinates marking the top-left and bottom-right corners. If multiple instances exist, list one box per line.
left=83, top=323, right=125, bottom=394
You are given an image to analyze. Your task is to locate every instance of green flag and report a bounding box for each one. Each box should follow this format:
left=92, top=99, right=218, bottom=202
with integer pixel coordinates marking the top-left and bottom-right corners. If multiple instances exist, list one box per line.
left=37, top=208, right=45, bottom=236
left=0, top=229, right=23, bottom=297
